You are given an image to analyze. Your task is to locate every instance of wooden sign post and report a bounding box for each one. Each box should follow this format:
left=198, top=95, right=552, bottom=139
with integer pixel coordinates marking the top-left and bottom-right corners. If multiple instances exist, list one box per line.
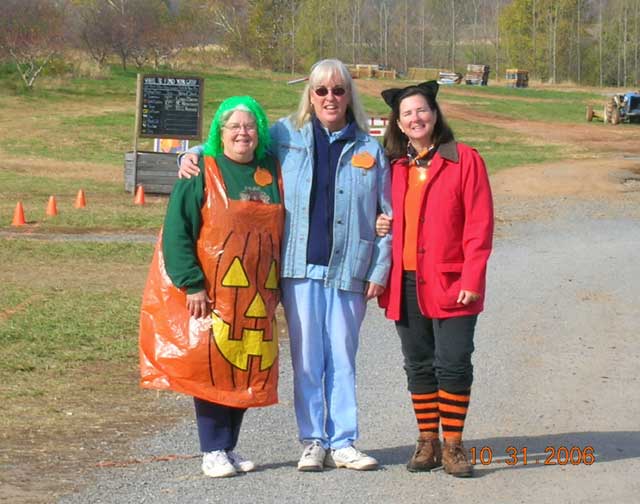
left=127, top=74, right=204, bottom=194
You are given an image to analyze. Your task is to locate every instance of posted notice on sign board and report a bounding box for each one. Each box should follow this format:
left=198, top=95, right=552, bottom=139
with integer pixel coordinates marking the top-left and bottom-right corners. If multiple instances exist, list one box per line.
left=138, top=75, right=204, bottom=140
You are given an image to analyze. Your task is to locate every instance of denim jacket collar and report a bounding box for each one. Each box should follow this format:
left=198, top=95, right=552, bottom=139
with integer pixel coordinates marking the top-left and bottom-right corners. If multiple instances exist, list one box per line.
left=301, top=118, right=369, bottom=147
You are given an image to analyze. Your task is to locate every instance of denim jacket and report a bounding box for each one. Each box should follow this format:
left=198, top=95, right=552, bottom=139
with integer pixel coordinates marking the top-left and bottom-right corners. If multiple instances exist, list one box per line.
left=183, top=116, right=392, bottom=293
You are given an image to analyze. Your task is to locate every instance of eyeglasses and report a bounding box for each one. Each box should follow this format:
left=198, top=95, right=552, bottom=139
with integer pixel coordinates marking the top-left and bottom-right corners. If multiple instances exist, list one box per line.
left=224, top=122, right=257, bottom=133
left=313, top=86, right=347, bottom=97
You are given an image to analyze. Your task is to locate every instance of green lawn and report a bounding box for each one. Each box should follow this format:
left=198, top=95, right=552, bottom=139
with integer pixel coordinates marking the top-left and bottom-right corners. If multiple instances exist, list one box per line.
left=0, top=240, right=153, bottom=378
left=440, top=85, right=604, bottom=123
left=451, top=119, right=562, bottom=172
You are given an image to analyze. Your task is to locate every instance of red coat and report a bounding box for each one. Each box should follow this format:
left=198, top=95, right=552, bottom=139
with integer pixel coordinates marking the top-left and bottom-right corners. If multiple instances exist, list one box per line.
left=379, top=141, right=494, bottom=320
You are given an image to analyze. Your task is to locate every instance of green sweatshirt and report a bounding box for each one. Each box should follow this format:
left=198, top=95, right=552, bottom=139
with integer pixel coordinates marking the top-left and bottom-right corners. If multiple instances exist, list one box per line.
left=162, top=154, right=280, bottom=294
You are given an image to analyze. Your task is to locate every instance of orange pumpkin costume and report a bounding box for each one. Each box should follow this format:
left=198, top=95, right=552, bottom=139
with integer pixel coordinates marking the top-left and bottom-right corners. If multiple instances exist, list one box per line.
left=139, top=156, right=284, bottom=408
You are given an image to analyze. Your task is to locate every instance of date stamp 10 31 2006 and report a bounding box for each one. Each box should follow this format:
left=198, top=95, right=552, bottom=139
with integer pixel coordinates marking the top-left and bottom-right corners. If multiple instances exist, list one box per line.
left=469, top=446, right=596, bottom=466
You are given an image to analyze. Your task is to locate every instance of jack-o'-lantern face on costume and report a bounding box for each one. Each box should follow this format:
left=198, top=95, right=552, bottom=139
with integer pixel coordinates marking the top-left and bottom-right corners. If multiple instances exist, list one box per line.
left=192, top=156, right=282, bottom=402
left=210, top=234, right=279, bottom=372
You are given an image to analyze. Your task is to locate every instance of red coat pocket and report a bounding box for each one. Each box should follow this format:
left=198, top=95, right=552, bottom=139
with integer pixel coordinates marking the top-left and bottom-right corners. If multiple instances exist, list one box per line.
left=435, top=262, right=463, bottom=309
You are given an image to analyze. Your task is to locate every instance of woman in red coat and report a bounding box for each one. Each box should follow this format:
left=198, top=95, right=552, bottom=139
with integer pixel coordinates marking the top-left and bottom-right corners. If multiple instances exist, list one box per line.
left=377, top=81, right=493, bottom=477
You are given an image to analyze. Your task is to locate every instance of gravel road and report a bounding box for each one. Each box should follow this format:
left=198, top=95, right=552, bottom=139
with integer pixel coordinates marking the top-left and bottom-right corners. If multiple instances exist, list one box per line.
left=58, top=191, right=640, bottom=504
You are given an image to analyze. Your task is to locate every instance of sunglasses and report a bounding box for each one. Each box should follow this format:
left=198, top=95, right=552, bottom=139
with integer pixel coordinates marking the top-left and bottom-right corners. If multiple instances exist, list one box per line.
left=313, top=86, right=347, bottom=97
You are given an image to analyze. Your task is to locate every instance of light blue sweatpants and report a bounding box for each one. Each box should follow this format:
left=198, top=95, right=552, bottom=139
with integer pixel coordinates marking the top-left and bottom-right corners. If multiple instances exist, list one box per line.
left=281, top=277, right=367, bottom=449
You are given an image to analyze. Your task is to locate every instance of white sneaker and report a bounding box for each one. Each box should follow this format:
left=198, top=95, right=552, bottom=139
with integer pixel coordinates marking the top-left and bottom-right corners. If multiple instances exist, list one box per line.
left=202, top=450, right=237, bottom=478
left=227, top=451, right=256, bottom=473
left=297, top=440, right=326, bottom=472
left=325, top=445, right=379, bottom=470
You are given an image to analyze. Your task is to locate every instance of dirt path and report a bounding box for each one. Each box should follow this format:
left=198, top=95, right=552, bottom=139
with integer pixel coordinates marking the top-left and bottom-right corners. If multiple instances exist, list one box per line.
left=443, top=103, right=640, bottom=154
left=492, top=157, right=640, bottom=198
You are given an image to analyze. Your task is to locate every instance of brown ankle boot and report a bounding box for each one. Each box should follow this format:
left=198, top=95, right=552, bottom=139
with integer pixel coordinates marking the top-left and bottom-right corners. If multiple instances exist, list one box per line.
left=442, top=439, right=473, bottom=477
left=406, top=432, right=442, bottom=472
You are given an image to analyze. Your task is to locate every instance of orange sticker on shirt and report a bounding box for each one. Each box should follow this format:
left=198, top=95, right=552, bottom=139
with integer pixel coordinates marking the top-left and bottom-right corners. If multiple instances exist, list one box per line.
left=254, top=167, right=273, bottom=186
left=351, top=152, right=376, bottom=169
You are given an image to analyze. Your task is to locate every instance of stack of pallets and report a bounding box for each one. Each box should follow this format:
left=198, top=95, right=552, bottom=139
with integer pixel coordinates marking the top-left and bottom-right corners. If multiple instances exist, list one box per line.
left=465, top=64, right=490, bottom=86
left=437, top=71, right=463, bottom=85
left=346, top=64, right=396, bottom=79
left=505, top=69, right=529, bottom=88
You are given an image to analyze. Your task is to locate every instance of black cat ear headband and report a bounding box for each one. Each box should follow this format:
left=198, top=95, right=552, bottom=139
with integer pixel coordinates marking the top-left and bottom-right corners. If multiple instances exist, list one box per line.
left=381, top=80, right=439, bottom=108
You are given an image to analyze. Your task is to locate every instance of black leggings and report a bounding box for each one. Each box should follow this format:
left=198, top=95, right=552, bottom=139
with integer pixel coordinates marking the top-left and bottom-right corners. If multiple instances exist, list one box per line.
left=193, top=397, right=246, bottom=452
left=395, top=272, right=477, bottom=394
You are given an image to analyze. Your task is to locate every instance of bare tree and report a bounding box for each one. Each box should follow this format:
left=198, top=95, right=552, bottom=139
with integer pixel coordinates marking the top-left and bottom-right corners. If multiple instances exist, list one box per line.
left=373, top=0, right=391, bottom=67
left=471, top=0, right=480, bottom=63
left=403, top=0, right=409, bottom=72
left=576, top=0, right=582, bottom=83
left=495, top=0, right=502, bottom=82
left=350, top=0, right=363, bottom=63
left=75, top=1, right=114, bottom=66
left=420, top=0, right=426, bottom=66
left=450, top=0, right=457, bottom=69
left=289, top=0, right=299, bottom=73
left=0, top=0, right=66, bottom=89
left=633, top=0, right=640, bottom=82
left=622, top=0, right=629, bottom=85
left=546, top=2, right=562, bottom=84
left=532, top=0, right=538, bottom=79
left=599, top=0, right=604, bottom=86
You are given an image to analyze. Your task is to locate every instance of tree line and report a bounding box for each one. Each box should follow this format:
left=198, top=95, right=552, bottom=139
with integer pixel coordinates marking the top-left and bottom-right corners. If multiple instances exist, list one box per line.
left=1, top=0, right=639, bottom=89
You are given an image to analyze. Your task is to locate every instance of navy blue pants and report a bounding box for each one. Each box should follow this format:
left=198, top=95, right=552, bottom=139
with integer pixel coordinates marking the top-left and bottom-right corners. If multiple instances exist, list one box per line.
left=193, top=397, right=246, bottom=452
left=395, top=272, right=477, bottom=394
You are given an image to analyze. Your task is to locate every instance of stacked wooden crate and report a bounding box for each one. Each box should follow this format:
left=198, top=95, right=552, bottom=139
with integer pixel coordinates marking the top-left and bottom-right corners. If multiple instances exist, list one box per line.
left=346, top=64, right=396, bottom=79
left=505, top=69, right=529, bottom=88
left=407, top=67, right=443, bottom=81
left=124, top=152, right=178, bottom=194
left=437, top=71, right=463, bottom=85
left=465, top=64, right=490, bottom=85
left=374, top=69, right=396, bottom=79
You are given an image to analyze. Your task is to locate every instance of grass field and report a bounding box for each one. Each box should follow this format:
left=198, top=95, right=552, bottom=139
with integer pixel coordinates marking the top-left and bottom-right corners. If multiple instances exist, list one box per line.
left=443, top=85, right=605, bottom=123
left=0, top=240, right=151, bottom=376
left=0, top=61, right=609, bottom=498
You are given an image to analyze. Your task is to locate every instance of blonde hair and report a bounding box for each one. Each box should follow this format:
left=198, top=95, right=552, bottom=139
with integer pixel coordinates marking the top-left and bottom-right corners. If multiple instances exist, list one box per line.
left=292, top=59, right=369, bottom=132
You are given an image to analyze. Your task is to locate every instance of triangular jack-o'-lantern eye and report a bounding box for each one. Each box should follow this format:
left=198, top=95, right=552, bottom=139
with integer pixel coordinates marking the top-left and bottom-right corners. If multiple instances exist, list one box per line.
left=265, top=260, right=278, bottom=289
left=222, top=257, right=250, bottom=287
left=245, top=292, right=267, bottom=318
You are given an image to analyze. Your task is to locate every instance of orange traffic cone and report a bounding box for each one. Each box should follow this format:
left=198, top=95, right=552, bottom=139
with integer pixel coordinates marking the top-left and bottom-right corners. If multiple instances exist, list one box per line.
left=46, top=195, right=58, bottom=217
left=134, top=185, right=145, bottom=205
left=74, top=189, right=86, bottom=209
left=11, top=201, right=26, bottom=226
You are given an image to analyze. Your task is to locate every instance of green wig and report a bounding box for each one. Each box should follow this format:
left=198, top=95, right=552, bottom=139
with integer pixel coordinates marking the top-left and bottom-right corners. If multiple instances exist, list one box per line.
left=203, top=95, right=271, bottom=162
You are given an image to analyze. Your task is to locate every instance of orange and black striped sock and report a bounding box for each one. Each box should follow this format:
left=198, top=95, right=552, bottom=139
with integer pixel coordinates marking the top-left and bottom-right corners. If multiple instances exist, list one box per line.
left=439, top=389, right=470, bottom=442
left=411, top=392, right=439, bottom=434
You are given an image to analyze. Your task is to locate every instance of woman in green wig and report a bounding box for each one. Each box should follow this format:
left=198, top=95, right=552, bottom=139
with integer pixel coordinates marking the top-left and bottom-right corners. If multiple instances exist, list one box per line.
left=139, top=96, right=284, bottom=478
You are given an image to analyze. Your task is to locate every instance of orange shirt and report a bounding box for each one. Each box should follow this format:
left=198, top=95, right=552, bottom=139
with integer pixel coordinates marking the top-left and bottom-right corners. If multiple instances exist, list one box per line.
left=402, top=163, right=429, bottom=270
